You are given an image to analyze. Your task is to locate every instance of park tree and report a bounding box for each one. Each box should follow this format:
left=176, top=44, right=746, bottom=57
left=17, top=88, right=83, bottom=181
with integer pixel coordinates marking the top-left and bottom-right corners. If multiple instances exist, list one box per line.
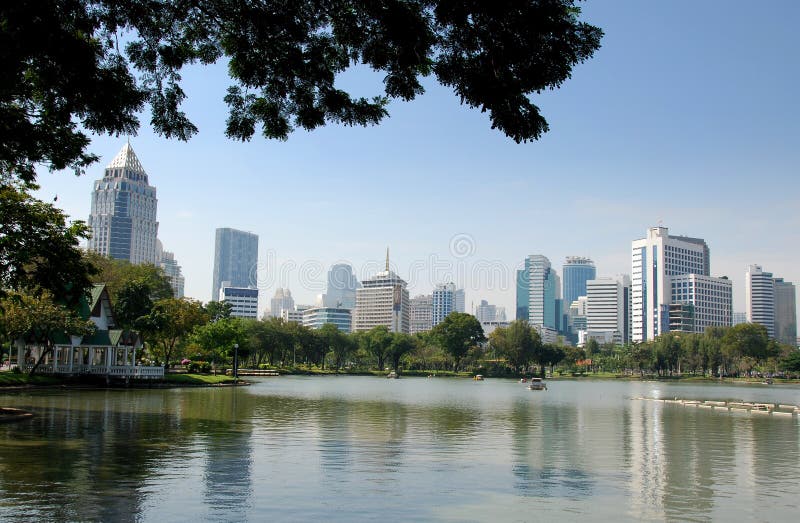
left=0, top=183, right=96, bottom=307
left=360, top=325, right=393, bottom=371
left=318, top=323, right=352, bottom=370
left=204, top=300, right=233, bottom=322
left=189, top=317, right=248, bottom=370
left=146, top=297, right=209, bottom=369
left=85, top=252, right=173, bottom=308
left=387, top=333, right=415, bottom=372
left=0, top=291, right=95, bottom=376
left=722, top=323, right=769, bottom=375
left=489, top=320, right=538, bottom=372
left=115, top=279, right=156, bottom=330
left=1, top=0, right=602, bottom=185
left=431, top=312, right=486, bottom=371
left=779, top=350, right=800, bottom=377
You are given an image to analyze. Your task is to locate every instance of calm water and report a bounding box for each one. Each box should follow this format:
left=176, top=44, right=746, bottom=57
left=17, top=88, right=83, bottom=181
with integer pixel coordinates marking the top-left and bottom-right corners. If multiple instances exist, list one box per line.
left=1, top=377, right=799, bottom=522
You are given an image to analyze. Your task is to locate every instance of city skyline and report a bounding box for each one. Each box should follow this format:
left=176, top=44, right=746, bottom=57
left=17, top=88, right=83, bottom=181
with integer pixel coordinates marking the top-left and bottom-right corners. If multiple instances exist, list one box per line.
left=31, top=1, right=799, bottom=318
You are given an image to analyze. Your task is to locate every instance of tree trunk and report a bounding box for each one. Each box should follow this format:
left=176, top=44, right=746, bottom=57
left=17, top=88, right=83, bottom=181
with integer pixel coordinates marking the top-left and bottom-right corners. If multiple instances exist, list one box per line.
left=28, top=344, right=53, bottom=376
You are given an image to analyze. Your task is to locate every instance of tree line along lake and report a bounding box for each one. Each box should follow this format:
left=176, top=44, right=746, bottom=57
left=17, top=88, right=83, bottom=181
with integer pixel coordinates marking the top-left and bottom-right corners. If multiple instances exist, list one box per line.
left=1, top=376, right=798, bottom=521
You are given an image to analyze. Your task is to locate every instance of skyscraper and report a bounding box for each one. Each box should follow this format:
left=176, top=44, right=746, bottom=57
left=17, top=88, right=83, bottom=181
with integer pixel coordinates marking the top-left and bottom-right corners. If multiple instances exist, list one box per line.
left=410, top=295, right=433, bottom=334
left=353, top=251, right=410, bottom=333
left=586, top=275, right=631, bottom=344
left=476, top=300, right=498, bottom=323
left=631, top=227, right=710, bottom=341
left=156, top=240, right=185, bottom=298
left=432, top=282, right=464, bottom=326
left=668, top=274, right=732, bottom=334
left=270, top=288, right=295, bottom=318
left=211, top=228, right=258, bottom=301
left=323, top=263, right=360, bottom=309
left=774, top=278, right=797, bottom=346
left=563, top=257, right=596, bottom=312
left=516, top=266, right=529, bottom=321
left=746, top=264, right=775, bottom=338
left=88, top=142, right=159, bottom=264
left=746, top=265, right=797, bottom=344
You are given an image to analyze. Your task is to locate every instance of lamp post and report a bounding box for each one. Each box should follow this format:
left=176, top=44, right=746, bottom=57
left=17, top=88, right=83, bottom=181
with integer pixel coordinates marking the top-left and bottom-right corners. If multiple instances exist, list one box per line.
left=233, top=343, right=239, bottom=381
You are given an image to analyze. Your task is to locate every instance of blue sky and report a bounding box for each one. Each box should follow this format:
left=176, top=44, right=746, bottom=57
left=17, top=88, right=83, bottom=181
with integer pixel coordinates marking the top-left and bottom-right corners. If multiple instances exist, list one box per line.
left=35, top=0, right=800, bottom=316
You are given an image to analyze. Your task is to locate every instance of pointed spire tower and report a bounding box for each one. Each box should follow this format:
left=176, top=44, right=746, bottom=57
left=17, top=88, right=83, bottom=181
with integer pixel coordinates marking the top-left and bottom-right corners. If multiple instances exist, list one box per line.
left=385, top=246, right=390, bottom=272
left=87, top=141, right=159, bottom=264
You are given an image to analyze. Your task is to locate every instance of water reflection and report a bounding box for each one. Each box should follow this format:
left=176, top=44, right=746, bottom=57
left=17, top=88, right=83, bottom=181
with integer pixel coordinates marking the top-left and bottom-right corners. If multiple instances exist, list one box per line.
left=0, top=379, right=797, bottom=522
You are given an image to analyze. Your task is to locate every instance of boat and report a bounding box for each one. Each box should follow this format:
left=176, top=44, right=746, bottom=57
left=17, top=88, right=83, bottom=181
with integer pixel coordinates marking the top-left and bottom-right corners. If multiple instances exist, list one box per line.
left=386, top=371, right=398, bottom=379
left=528, top=378, right=547, bottom=391
left=473, top=375, right=484, bottom=381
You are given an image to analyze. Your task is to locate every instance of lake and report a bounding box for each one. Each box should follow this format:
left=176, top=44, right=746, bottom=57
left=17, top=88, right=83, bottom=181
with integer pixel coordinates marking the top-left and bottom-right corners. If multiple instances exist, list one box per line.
left=1, top=377, right=799, bottom=521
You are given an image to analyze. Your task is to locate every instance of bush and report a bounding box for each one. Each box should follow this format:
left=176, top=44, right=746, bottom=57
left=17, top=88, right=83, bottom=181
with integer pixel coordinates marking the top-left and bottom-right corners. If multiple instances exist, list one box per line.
left=187, top=361, right=212, bottom=373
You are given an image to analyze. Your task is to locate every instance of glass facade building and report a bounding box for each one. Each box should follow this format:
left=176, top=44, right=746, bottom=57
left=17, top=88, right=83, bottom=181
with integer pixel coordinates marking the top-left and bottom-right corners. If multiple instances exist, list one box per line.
left=303, top=307, right=352, bottom=333
left=88, top=143, right=159, bottom=264
left=562, top=257, right=596, bottom=313
left=212, top=228, right=259, bottom=302
left=324, top=264, right=360, bottom=310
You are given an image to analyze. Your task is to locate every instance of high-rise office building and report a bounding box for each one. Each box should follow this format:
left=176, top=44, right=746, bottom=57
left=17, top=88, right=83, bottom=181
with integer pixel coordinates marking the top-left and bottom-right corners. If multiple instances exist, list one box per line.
left=432, top=282, right=464, bottom=326
left=476, top=300, right=499, bottom=323
left=631, top=227, right=710, bottom=341
left=323, top=263, right=360, bottom=309
left=454, top=288, right=466, bottom=314
left=157, top=240, right=185, bottom=298
left=219, top=283, right=258, bottom=319
left=586, top=275, right=631, bottom=344
left=746, top=265, right=775, bottom=338
left=668, top=274, right=732, bottom=334
left=516, top=266, right=529, bottom=321
left=517, top=255, right=561, bottom=330
left=563, top=257, right=596, bottom=313
left=270, top=288, right=295, bottom=318
left=211, top=228, right=258, bottom=302
left=88, top=142, right=159, bottom=264
left=353, top=251, right=409, bottom=333
left=410, top=295, right=433, bottom=334
left=774, top=278, right=797, bottom=346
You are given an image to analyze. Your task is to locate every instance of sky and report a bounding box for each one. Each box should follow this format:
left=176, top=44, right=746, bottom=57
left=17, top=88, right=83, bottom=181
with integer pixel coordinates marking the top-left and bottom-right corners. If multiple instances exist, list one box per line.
left=34, top=0, right=800, bottom=317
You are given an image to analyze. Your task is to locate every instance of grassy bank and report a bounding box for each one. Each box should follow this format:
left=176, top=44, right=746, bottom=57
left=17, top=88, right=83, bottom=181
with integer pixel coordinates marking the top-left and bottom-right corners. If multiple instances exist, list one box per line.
left=162, top=373, right=239, bottom=385
left=0, top=373, right=62, bottom=387
left=264, top=367, right=472, bottom=378
left=0, top=370, right=241, bottom=388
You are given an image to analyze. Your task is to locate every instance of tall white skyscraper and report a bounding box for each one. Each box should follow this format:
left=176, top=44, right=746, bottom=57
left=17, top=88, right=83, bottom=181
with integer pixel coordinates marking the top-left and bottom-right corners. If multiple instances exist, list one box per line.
left=746, top=265, right=796, bottom=343
left=668, top=274, right=732, bottom=334
left=410, top=295, right=433, bottom=334
left=746, top=264, right=775, bottom=338
left=586, top=275, right=631, bottom=344
left=631, top=227, right=710, bottom=341
left=432, top=282, right=464, bottom=326
left=353, top=250, right=409, bottom=333
left=88, top=142, right=159, bottom=264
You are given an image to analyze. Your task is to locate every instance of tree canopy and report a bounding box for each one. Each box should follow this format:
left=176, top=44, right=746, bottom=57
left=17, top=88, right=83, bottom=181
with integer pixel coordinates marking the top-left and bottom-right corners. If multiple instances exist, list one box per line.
left=0, top=183, right=96, bottom=307
left=431, top=312, right=486, bottom=370
left=1, top=0, right=602, bottom=183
